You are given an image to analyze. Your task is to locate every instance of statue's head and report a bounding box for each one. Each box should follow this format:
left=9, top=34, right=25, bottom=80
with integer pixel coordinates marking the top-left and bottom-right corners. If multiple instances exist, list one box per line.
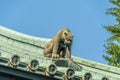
left=62, top=28, right=74, bottom=45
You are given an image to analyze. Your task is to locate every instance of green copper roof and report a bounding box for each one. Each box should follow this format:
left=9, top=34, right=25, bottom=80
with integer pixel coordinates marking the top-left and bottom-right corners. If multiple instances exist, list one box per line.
left=0, top=25, right=120, bottom=80
left=0, top=25, right=51, bottom=48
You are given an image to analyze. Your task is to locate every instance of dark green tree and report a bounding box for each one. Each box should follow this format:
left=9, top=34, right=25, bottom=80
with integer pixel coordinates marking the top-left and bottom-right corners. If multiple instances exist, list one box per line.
left=104, top=0, right=120, bottom=67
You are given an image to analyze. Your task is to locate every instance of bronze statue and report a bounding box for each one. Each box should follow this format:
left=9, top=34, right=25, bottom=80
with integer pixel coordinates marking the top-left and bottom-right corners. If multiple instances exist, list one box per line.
left=44, top=28, right=74, bottom=59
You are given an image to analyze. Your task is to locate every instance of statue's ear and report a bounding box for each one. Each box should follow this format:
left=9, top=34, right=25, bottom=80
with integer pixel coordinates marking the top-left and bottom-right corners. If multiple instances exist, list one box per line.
left=64, top=28, right=70, bottom=32
left=72, top=35, right=74, bottom=38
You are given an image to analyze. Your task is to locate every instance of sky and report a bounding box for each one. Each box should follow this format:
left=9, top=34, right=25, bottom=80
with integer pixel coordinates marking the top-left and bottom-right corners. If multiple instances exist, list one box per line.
left=0, top=0, right=116, bottom=64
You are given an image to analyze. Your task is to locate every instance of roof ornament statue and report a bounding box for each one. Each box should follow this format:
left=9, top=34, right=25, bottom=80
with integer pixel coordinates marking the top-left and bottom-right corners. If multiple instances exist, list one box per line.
left=44, top=28, right=74, bottom=60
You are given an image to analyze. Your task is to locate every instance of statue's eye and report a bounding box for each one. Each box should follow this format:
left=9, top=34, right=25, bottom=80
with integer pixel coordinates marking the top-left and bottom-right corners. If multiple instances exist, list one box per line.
left=64, top=32, right=68, bottom=35
left=68, top=39, right=72, bottom=41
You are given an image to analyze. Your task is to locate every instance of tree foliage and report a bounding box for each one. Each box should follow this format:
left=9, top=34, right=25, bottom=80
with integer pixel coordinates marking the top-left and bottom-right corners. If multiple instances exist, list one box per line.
left=104, top=0, right=120, bottom=67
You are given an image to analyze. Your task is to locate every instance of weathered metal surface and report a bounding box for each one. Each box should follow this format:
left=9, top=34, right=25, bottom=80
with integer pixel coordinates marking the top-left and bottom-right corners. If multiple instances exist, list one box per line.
left=0, top=25, right=120, bottom=80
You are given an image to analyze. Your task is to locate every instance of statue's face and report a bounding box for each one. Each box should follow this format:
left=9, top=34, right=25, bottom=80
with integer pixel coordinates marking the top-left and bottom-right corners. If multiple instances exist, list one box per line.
left=63, top=29, right=74, bottom=45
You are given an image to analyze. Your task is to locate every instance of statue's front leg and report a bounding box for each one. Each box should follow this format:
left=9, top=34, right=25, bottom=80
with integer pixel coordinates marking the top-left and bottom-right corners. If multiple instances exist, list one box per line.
left=52, top=43, right=59, bottom=58
left=59, top=47, right=66, bottom=58
left=66, top=47, right=70, bottom=58
left=66, top=46, right=73, bottom=60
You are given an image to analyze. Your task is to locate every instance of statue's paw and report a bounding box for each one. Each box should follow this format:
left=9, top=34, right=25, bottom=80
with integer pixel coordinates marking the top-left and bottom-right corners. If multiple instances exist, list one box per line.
left=56, top=54, right=60, bottom=58
left=52, top=53, right=57, bottom=58
left=45, top=54, right=52, bottom=58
